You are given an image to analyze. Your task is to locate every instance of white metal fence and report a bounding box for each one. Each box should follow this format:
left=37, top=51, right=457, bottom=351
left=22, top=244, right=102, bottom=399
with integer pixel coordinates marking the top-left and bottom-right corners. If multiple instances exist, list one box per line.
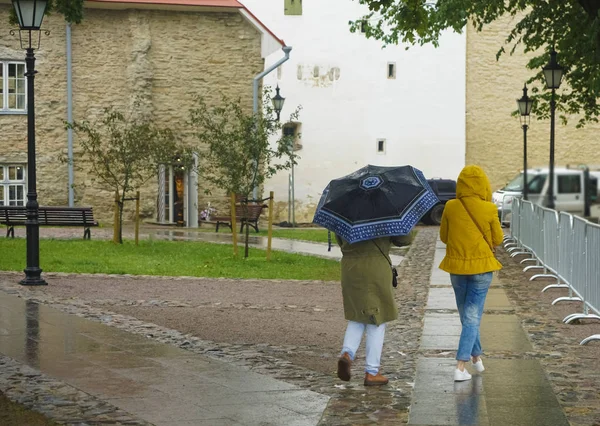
left=504, top=199, right=600, bottom=345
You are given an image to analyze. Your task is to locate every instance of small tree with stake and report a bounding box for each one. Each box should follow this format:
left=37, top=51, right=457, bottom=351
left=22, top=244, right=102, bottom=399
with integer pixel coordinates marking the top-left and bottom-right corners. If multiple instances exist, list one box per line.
left=65, top=107, right=195, bottom=243
left=190, top=90, right=300, bottom=258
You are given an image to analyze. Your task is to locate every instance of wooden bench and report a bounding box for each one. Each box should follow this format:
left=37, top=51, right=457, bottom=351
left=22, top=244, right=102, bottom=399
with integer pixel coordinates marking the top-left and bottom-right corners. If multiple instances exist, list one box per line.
left=212, top=204, right=267, bottom=233
left=0, top=206, right=99, bottom=239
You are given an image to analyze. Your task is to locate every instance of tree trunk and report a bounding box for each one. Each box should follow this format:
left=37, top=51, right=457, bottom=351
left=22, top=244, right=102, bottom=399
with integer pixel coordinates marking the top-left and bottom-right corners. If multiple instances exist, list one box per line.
left=243, top=201, right=250, bottom=258
left=118, top=193, right=125, bottom=244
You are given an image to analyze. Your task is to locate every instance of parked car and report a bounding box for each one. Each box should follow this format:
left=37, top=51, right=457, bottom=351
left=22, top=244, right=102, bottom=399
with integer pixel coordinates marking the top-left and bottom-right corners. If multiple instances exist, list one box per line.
left=423, top=178, right=457, bottom=225
left=492, top=165, right=600, bottom=224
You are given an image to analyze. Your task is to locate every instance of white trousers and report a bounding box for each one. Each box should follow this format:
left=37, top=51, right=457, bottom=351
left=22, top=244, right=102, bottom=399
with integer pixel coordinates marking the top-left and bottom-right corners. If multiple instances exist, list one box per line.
left=341, top=320, right=386, bottom=375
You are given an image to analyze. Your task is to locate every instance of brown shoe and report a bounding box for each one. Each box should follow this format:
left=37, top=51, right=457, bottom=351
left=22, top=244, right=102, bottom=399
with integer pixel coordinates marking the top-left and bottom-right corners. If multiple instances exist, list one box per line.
left=364, top=372, right=389, bottom=386
left=337, top=352, right=352, bottom=381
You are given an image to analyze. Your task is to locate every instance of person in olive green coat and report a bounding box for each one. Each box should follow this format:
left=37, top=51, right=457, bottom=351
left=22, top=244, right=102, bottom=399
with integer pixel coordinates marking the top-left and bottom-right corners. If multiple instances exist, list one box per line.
left=336, top=233, right=414, bottom=386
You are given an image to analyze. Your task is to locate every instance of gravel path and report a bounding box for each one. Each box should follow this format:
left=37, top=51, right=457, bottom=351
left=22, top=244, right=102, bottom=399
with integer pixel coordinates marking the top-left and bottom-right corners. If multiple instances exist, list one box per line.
left=0, top=228, right=440, bottom=425
left=34, top=273, right=346, bottom=374
left=4, top=226, right=598, bottom=425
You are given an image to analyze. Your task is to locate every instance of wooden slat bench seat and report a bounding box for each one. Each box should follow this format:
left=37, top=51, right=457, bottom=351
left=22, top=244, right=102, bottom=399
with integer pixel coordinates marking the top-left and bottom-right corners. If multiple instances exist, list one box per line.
left=0, top=206, right=99, bottom=239
left=212, top=204, right=267, bottom=233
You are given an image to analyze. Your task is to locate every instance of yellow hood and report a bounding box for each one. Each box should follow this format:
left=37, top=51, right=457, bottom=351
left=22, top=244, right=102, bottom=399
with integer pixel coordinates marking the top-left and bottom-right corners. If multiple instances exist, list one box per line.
left=456, top=165, right=492, bottom=202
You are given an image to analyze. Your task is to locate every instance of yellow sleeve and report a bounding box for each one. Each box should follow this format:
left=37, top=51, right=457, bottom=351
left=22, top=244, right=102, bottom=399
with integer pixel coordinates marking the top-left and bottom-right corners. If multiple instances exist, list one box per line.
left=490, top=213, right=504, bottom=247
left=439, top=206, right=449, bottom=244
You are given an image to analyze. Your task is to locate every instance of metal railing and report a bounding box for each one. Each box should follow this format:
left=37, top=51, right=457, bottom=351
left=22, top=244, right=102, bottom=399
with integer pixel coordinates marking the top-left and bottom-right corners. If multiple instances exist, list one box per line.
left=504, top=200, right=600, bottom=345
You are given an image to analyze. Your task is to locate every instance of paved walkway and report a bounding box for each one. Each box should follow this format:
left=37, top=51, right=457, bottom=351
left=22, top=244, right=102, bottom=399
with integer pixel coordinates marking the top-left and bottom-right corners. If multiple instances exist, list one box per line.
left=407, top=239, right=570, bottom=426
left=152, top=229, right=405, bottom=265
left=0, top=231, right=579, bottom=425
left=0, top=291, right=329, bottom=425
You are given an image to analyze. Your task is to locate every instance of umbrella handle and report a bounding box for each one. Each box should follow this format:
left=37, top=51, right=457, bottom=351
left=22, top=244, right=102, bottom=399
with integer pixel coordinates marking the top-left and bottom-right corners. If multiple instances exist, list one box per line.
left=328, top=230, right=332, bottom=252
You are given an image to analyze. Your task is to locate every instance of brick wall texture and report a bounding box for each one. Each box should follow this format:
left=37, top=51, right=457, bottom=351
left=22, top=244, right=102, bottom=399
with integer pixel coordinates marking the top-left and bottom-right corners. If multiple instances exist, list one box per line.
left=466, top=15, right=600, bottom=190
left=0, top=6, right=263, bottom=221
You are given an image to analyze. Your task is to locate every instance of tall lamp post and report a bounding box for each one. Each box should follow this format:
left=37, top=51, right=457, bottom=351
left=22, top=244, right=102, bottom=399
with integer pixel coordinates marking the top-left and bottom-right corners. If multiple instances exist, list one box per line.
left=11, top=0, right=48, bottom=286
left=517, top=83, right=534, bottom=200
left=272, top=85, right=285, bottom=121
left=542, top=49, right=564, bottom=209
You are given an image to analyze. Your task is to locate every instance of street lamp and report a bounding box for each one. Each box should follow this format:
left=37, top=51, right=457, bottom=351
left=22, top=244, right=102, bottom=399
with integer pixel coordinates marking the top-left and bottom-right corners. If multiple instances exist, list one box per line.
left=542, top=49, right=564, bottom=209
left=517, top=83, right=534, bottom=200
left=11, top=0, right=48, bottom=285
left=272, top=85, right=285, bottom=122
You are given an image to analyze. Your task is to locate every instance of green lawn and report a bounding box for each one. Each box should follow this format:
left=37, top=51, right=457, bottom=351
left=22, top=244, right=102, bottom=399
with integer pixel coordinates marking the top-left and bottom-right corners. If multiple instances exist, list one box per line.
left=0, top=239, right=340, bottom=281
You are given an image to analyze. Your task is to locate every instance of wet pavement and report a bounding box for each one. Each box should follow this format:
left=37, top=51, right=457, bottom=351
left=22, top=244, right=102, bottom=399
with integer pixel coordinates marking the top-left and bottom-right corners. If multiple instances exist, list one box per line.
left=408, top=239, right=570, bottom=426
left=0, top=292, right=329, bottom=425
left=0, top=230, right=583, bottom=425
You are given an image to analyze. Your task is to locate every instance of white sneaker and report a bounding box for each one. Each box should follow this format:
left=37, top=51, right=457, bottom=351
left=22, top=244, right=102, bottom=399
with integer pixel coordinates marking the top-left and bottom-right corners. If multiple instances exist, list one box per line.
left=454, top=368, right=472, bottom=382
left=472, top=358, right=485, bottom=373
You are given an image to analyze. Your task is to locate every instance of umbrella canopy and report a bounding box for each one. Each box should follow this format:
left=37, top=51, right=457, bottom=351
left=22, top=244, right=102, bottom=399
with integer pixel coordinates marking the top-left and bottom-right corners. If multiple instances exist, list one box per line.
left=313, top=165, right=439, bottom=243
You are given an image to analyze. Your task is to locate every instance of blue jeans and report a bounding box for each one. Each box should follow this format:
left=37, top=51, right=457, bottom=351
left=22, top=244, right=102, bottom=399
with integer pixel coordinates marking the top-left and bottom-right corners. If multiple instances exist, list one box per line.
left=450, top=273, right=493, bottom=361
left=341, top=321, right=386, bottom=375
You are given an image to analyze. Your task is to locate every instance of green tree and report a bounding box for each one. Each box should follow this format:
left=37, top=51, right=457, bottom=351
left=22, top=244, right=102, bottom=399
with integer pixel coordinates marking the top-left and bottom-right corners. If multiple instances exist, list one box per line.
left=190, top=91, right=300, bottom=257
left=65, top=107, right=195, bottom=243
left=9, top=0, right=85, bottom=25
left=350, top=0, right=600, bottom=127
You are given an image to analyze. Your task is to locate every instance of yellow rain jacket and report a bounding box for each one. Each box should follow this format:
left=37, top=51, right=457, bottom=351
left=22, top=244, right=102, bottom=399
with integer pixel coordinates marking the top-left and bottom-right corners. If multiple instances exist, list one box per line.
left=439, top=165, right=503, bottom=275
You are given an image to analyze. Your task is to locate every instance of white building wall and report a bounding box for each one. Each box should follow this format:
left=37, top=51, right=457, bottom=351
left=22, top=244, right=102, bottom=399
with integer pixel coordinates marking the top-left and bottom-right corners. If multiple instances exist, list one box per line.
left=242, top=0, right=466, bottom=221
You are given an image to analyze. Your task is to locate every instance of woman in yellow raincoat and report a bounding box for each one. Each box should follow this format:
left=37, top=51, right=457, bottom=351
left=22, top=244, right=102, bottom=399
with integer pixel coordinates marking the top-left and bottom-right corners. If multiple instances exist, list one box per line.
left=439, top=165, right=503, bottom=382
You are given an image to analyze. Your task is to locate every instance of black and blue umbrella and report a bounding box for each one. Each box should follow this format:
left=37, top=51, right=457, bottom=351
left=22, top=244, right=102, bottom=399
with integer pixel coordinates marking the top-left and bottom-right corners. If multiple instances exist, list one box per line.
left=313, top=165, right=439, bottom=244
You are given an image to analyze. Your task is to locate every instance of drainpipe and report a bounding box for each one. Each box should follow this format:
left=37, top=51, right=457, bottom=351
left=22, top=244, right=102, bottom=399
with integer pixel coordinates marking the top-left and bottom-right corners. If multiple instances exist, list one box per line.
left=252, top=46, right=292, bottom=199
left=66, top=22, right=74, bottom=207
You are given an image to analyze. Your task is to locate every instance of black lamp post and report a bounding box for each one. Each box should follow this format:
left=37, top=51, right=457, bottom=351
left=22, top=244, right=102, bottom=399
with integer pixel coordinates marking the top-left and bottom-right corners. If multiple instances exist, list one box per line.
left=272, top=85, right=285, bottom=121
left=517, top=83, right=534, bottom=201
left=12, top=0, right=48, bottom=285
left=542, top=49, right=564, bottom=209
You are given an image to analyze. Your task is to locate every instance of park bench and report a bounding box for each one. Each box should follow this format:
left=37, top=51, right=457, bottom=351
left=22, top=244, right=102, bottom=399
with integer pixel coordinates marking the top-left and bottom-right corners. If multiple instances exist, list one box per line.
left=212, top=203, right=268, bottom=233
left=0, top=206, right=99, bottom=239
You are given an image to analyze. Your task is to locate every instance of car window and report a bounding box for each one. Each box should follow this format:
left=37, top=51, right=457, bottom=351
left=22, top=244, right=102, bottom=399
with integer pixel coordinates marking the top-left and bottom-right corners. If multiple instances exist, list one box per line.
left=558, top=175, right=581, bottom=194
left=503, top=173, right=524, bottom=191
left=436, top=181, right=456, bottom=193
left=528, top=174, right=546, bottom=194
left=588, top=177, right=598, bottom=202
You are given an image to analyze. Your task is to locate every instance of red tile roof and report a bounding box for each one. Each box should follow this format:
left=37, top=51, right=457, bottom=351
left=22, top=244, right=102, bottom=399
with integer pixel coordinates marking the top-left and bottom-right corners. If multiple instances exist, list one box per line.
left=86, top=0, right=285, bottom=50
left=88, top=0, right=243, bottom=6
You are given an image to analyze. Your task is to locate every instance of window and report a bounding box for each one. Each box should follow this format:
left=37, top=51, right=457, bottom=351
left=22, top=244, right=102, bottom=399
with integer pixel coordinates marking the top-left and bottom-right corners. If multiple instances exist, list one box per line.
left=284, top=0, right=302, bottom=15
left=528, top=174, right=547, bottom=194
left=503, top=173, right=546, bottom=194
left=558, top=175, right=581, bottom=194
left=0, top=165, right=26, bottom=206
left=589, top=177, right=598, bottom=202
left=387, top=62, right=396, bottom=79
left=377, top=139, right=386, bottom=153
left=436, top=181, right=456, bottom=193
left=0, top=62, right=27, bottom=112
left=282, top=122, right=302, bottom=151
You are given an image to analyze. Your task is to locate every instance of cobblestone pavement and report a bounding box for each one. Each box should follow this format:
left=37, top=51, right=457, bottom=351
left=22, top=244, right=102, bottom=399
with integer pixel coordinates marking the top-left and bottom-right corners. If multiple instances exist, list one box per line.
left=496, top=249, right=600, bottom=426
left=0, top=355, right=151, bottom=425
left=1, top=227, right=598, bottom=425
left=0, top=228, right=437, bottom=425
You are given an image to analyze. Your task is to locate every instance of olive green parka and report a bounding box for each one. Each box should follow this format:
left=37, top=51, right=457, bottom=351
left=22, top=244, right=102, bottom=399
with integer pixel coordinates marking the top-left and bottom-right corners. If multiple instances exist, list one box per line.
left=336, top=233, right=414, bottom=325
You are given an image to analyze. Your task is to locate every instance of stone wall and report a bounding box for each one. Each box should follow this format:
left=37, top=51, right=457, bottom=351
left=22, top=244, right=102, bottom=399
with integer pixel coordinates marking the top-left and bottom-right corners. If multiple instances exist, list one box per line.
left=0, top=7, right=69, bottom=206
left=0, top=6, right=263, bottom=222
left=466, top=15, right=600, bottom=190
